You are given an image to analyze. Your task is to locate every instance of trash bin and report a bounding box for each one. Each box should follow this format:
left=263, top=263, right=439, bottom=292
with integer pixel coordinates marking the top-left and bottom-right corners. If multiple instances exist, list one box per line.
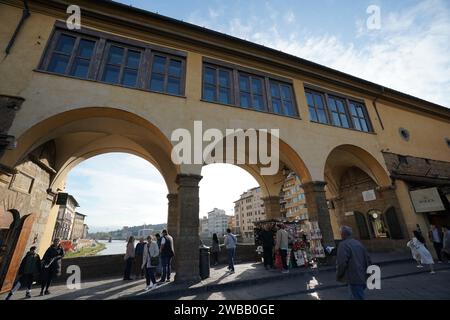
left=199, top=245, right=210, bottom=279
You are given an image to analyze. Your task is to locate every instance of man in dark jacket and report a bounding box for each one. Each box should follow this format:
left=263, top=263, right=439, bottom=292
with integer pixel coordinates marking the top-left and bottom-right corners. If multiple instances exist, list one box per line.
left=5, top=246, right=41, bottom=300
left=336, top=226, right=371, bottom=300
left=260, top=224, right=275, bottom=270
left=40, top=238, right=64, bottom=296
left=134, top=238, right=146, bottom=279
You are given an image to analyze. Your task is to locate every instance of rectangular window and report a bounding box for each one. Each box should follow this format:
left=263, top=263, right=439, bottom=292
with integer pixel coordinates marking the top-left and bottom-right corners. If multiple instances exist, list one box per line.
left=44, top=32, right=97, bottom=79
left=306, top=90, right=329, bottom=124
left=238, top=73, right=267, bottom=111
left=349, top=101, right=370, bottom=132
left=203, top=64, right=233, bottom=104
left=101, top=43, right=142, bottom=87
left=149, top=53, right=185, bottom=95
left=269, top=80, right=297, bottom=116
left=328, top=96, right=350, bottom=128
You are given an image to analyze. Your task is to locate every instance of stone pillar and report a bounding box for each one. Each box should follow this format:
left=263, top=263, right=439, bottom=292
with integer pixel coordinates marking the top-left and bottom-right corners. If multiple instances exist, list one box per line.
left=303, top=181, right=335, bottom=247
left=174, top=174, right=202, bottom=283
left=167, top=193, right=179, bottom=243
left=262, top=196, right=281, bottom=220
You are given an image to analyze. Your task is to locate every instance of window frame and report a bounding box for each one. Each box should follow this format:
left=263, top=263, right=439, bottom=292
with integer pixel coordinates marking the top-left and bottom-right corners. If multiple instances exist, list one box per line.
left=202, top=63, right=235, bottom=105
left=37, top=22, right=187, bottom=96
left=201, top=57, right=299, bottom=118
left=304, top=84, right=374, bottom=133
left=148, top=52, right=186, bottom=96
left=237, top=71, right=267, bottom=112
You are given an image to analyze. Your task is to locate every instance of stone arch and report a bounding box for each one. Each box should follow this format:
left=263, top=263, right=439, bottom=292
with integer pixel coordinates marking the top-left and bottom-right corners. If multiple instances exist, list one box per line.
left=324, top=144, right=391, bottom=197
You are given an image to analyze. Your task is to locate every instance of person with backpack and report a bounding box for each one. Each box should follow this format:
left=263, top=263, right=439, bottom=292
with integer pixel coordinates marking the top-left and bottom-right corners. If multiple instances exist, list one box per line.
left=224, top=228, right=237, bottom=273
left=142, top=235, right=159, bottom=291
left=5, top=246, right=41, bottom=300
left=158, top=229, right=174, bottom=283
left=40, top=238, right=64, bottom=296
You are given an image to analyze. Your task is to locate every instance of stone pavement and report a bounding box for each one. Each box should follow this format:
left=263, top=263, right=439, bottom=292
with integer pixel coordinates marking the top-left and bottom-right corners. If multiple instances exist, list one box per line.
left=1, top=251, right=436, bottom=301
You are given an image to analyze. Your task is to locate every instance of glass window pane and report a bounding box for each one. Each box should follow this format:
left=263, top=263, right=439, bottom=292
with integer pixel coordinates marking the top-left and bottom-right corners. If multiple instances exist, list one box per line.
left=239, top=75, right=250, bottom=91
left=167, top=76, right=181, bottom=95
left=203, top=84, right=216, bottom=101
left=169, top=60, right=182, bottom=77
left=107, top=46, right=124, bottom=65
left=126, top=50, right=141, bottom=69
left=284, top=101, right=295, bottom=116
left=48, top=53, right=69, bottom=74
left=150, top=73, right=164, bottom=92
left=328, top=98, right=337, bottom=111
left=271, top=83, right=280, bottom=98
left=281, top=85, right=292, bottom=101
left=251, top=78, right=263, bottom=94
left=56, top=34, right=76, bottom=53
left=102, top=65, right=120, bottom=84
left=357, top=105, right=365, bottom=118
left=122, top=69, right=138, bottom=87
left=332, top=113, right=341, bottom=126
left=318, top=109, right=328, bottom=123
left=353, top=118, right=362, bottom=130
left=340, top=114, right=350, bottom=128
left=78, top=39, right=95, bottom=58
left=349, top=103, right=358, bottom=116
left=253, top=95, right=265, bottom=110
left=314, top=94, right=325, bottom=110
left=360, top=119, right=369, bottom=132
left=240, top=93, right=251, bottom=107
left=309, top=106, right=318, bottom=121
left=272, top=99, right=282, bottom=114
left=219, top=69, right=231, bottom=87
left=204, top=67, right=216, bottom=85
left=152, top=55, right=166, bottom=73
left=336, top=100, right=346, bottom=113
left=219, top=87, right=231, bottom=104
left=70, top=58, right=89, bottom=78
left=306, top=92, right=314, bottom=106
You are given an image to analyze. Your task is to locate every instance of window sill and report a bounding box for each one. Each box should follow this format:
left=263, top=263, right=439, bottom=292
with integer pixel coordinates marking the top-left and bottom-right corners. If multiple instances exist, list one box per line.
left=33, top=69, right=187, bottom=99
left=309, top=120, right=376, bottom=134
left=200, top=99, right=301, bottom=120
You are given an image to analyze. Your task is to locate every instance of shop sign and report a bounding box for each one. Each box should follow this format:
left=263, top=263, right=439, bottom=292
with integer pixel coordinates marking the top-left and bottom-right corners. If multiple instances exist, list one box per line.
left=344, top=211, right=354, bottom=216
left=362, top=189, right=376, bottom=202
left=410, top=187, right=445, bottom=213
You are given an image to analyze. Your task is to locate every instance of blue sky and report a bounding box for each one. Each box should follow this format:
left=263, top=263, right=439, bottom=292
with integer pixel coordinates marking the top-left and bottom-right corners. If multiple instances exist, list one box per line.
left=66, top=0, right=450, bottom=231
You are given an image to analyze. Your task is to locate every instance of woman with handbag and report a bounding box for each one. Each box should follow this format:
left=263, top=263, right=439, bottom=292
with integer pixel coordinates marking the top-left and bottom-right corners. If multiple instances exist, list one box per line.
left=142, top=235, right=159, bottom=291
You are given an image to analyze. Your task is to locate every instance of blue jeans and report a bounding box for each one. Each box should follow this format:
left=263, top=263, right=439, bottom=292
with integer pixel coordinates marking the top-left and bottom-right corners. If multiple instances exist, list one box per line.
left=227, top=248, right=235, bottom=271
left=160, top=255, right=172, bottom=281
left=349, top=284, right=366, bottom=300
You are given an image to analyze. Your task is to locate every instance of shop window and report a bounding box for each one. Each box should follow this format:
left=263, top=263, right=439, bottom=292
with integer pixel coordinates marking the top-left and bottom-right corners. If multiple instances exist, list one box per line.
left=367, top=210, right=389, bottom=238
left=384, top=207, right=403, bottom=239
left=354, top=211, right=370, bottom=240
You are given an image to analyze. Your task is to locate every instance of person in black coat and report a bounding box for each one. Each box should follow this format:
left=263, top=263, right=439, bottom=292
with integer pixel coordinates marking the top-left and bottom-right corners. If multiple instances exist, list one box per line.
left=5, top=246, right=41, bottom=300
left=260, top=224, right=275, bottom=270
left=40, top=238, right=64, bottom=296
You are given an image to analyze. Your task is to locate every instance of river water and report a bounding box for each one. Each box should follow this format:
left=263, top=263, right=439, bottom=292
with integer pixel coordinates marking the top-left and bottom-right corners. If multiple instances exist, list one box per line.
left=96, top=240, right=134, bottom=256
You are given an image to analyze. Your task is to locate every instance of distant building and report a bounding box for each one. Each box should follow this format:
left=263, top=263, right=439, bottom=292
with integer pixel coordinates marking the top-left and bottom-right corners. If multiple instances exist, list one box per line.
left=199, top=216, right=209, bottom=240
left=82, top=224, right=89, bottom=239
left=52, top=193, right=79, bottom=240
left=228, top=215, right=237, bottom=234
left=138, top=228, right=153, bottom=238
left=281, top=172, right=308, bottom=222
left=207, top=208, right=229, bottom=238
left=70, top=212, right=87, bottom=240
left=234, top=187, right=265, bottom=242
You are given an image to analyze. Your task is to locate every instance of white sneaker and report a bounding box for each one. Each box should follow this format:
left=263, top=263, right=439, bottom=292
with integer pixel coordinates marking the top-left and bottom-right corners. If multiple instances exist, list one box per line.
left=150, top=284, right=157, bottom=290
left=145, top=285, right=151, bottom=291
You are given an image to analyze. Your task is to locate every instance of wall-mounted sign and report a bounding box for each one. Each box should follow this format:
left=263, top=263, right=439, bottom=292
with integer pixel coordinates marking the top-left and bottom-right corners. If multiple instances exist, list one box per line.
left=362, top=189, right=376, bottom=202
left=344, top=211, right=354, bottom=216
left=410, top=187, right=445, bottom=213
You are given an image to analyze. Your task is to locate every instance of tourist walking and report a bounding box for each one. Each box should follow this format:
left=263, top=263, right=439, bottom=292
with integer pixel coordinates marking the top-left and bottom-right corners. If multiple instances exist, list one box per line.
left=142, top=235, right=159, bottom=291
left=159, top=230, right=174, bottom=283
left=429, top=225, right=443, bottom=263
left=211, top=233, right=221, bottom=266
left=224, top=228, right=237, bottom=273
left=5, top=246, right=41, bottom=300
left=407, top=235, right=423, bottom=268
left=123, top=236, right=135, bottom=280
left=155, top=233, right=162, bottom=277
left=336, top=226, right=371, bottom=300
left=134, top=238, right=146, bottom=279
left=410, top=231, right=435, bottom=273
left=441, top=226, right=450, bottom=263
left=40, top=238, right=64, bottom=296
left=275, top=224, right=289, bottom=273
left=260, top=224, right=275, bottom=270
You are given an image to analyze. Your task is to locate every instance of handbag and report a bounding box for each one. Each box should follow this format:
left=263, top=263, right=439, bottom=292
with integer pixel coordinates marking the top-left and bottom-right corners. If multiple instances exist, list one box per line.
left=150, top=256, right=159, bottom=267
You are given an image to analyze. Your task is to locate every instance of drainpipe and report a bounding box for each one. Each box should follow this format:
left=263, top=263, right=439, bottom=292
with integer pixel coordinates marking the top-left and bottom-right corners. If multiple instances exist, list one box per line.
left=372, top=86, right=385, bottom=130
left=5, top=0, right=30, bottom=55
